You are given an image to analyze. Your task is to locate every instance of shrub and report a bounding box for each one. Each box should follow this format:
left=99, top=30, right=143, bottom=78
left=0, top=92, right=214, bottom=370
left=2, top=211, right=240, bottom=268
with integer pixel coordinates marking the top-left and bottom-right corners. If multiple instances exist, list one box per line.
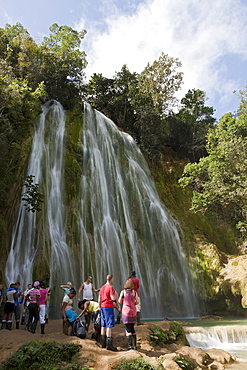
left=148, top=322, right=189, bottom=347
left=148, top=325, right=169, bottom=346
left=115, top=357, right=158, bottom=369
left=0, top=340, right=81, bottom=370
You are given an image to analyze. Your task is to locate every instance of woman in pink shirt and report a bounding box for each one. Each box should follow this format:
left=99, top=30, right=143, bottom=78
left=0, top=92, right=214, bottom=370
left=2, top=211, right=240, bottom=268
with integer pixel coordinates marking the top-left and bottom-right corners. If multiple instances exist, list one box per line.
left=118, top=279, right=139, bottom=350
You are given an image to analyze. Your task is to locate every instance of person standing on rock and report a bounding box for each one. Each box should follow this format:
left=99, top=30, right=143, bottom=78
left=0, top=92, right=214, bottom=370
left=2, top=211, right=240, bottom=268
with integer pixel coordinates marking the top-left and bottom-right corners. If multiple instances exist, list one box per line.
left=129, top=270, right=142, bottom=325
left=99, top=274, right=118, bottom=351
left=119, top=278, right=139, bottom=350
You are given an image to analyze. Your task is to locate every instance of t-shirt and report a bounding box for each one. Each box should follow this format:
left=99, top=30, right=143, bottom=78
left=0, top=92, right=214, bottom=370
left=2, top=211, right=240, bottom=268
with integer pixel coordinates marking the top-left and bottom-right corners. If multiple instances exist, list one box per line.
left=62, top=294, right=73, bottom=311
left=99, top=284, right=115, bottom=308
left=130, top=277, right=140, bottom=296
left=87, top=301, right=100, bottom=313
left=6, top=289, right=16, bottom=303
left=64, top=288, right=70, bottom=295
left=28, top=288, right=40, bottom=304
left=39, top=288, right=48, bottom=305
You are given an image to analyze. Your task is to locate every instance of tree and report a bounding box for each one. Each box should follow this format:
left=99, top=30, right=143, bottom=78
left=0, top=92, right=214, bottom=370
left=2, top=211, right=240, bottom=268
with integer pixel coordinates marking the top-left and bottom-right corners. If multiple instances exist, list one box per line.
left=237, top=85, right=247, bottom=116
left=1, top=23, right=88, bottom=108
left=165, top=89, right=216, bottom=161
left=179, top=113, right=247, bottom=234
left=137, top=52, right=183, bottom=116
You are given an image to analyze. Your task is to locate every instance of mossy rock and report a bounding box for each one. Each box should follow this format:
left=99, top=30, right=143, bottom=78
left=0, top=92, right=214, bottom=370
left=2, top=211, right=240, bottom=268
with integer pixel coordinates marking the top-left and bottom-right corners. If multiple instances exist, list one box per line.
left=148, top=321, right=189, bottom=347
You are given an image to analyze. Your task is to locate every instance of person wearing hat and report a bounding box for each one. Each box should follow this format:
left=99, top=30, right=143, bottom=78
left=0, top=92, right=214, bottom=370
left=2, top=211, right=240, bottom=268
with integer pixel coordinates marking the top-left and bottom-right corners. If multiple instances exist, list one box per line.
left=26, top=281, right=41, bottom=334
left=129, top=271, right=142, bottom=325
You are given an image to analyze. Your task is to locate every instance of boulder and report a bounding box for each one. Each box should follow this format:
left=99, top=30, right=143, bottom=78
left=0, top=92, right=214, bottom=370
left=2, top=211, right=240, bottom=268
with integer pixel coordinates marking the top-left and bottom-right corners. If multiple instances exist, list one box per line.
left=176, top=346, right=213, bottom=368
left=206, top=348, right=236, bottom=363
left=161, top=359, right=182, bottom=370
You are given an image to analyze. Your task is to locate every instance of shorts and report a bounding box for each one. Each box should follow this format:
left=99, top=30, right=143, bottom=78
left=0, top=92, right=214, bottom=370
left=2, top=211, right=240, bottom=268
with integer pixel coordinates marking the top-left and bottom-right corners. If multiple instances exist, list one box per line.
left=65, top=309, right=78, bottom=323
left=4, top=302, right=15, bottom=314
left=101, top=307, right=115, bottom=328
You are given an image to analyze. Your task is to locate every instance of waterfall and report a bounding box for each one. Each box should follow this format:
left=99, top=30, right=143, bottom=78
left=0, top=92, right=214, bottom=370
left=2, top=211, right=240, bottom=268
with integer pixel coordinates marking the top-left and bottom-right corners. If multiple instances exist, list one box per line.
left=185, top=325, right=247, bottom=358
left=78, top=103, right=199, bottom=318
left=5, top=101, right=200, bottom=319
left=5, top=101, right=76, bottom=316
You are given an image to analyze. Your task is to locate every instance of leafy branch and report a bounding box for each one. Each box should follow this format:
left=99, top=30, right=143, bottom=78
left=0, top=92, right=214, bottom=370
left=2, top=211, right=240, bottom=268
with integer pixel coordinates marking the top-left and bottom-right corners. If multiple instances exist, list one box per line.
left=21, top=175, right=44, bottom=212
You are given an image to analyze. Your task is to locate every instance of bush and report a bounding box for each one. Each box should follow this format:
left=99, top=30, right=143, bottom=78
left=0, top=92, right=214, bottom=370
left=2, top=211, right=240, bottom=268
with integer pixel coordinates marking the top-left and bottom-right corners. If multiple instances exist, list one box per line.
left=148, top=325, right=169, bottom=346
left=148, top=322, right=189, bottom=347
left=115, top=357, right=158, bottom=370
left=0, top=340, right=81, bottom=370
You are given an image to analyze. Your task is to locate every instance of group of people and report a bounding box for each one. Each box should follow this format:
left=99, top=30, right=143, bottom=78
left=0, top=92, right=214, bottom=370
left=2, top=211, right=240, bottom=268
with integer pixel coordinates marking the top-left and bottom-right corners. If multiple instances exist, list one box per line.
left=61, top=271, right=141, bottom=352
left=0, top=281, right=50, bottom=334
left=0, top=270, right=141, bottom=352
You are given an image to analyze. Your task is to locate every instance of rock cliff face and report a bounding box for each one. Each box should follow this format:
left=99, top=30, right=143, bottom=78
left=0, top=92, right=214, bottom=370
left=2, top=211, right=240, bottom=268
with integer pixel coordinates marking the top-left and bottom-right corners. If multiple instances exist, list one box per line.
left=220, top=255, right=247, bottom=313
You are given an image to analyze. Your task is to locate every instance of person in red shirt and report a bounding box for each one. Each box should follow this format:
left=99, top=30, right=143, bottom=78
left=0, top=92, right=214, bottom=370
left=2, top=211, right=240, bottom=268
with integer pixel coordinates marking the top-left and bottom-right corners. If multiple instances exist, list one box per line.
left=99, top=274, right=118, bottom=351
left=129, top=271, right=142, bottom=325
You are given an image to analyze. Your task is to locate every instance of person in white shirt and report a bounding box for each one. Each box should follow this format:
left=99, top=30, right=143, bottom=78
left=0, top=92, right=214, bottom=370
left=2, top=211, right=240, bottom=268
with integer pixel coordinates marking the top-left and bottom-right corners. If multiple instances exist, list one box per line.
left=78, top=276, right=99, bottom=301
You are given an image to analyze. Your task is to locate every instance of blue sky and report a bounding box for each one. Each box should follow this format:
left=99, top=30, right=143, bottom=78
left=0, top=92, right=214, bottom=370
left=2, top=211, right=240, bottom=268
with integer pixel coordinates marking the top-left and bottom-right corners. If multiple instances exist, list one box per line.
left=1, top=0, right=247, bottom=120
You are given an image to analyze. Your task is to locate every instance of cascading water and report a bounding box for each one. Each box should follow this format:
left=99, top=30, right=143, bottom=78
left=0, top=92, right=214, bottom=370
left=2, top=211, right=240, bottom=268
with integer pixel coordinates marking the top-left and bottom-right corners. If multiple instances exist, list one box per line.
left=185, top=324, right=247, bottom=359
left=5, top=101, right=76, bottom=316
left=78, top=103, right=200, bottom=318
left=5, top=101, right=200, bottom=319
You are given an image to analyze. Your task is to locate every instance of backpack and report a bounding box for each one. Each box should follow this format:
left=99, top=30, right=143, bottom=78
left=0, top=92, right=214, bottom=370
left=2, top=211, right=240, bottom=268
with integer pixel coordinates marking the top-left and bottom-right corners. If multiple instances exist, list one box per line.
left=93, top=311, right=101, bottom=333
left=72, top=319, right=86, bottom=339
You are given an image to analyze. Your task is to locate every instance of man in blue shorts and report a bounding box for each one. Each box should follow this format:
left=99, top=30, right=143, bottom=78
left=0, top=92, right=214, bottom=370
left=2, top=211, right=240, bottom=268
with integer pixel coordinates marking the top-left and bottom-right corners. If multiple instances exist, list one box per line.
left=99, top=274, right=118, bottom=351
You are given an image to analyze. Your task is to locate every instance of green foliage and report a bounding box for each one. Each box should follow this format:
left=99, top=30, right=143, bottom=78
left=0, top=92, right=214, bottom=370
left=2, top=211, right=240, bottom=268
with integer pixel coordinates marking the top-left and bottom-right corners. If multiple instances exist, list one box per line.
left=0, top=340, right=81, bottom=370
left=22, top=175, right=44, bottom=212
left=179, top=112, right=247, bottom=235
left=41, top=23, right=87, bottom=108
left=165, top=89, right=216, bottom=161
left=148, top=325, right=169, bottom=346
left=148, top=322, right=189, bottom=347
left=1, top=22, right=87, bottom=108
left=115, top=357, right=158, bottom=370
left=169, top=322, right=189, bottom=346
left=174, top=356, right=196, bottom=370
left=138, top=52, right=183, bottom=116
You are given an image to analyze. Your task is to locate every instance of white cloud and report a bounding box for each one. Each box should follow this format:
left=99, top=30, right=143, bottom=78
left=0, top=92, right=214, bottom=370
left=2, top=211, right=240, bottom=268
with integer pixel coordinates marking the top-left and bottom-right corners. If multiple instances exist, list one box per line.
left=76, top=0, right=247, bottom=117
left=2, top=9, right=13, bottom=24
